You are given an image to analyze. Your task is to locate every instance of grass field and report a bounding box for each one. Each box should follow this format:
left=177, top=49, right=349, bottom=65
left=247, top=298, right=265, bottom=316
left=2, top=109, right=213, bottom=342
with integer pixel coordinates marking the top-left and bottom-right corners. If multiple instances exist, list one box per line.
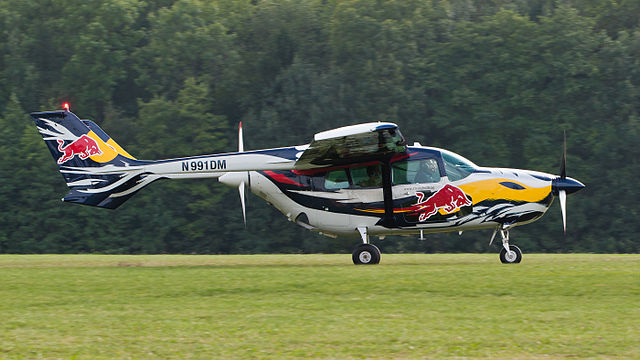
left=0, top=254, right=638, bottom=359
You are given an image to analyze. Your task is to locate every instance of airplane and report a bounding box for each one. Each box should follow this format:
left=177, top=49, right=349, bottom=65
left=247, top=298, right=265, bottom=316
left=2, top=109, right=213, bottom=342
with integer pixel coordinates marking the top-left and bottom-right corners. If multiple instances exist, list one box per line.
left=31, top=106, right=584, bottom=265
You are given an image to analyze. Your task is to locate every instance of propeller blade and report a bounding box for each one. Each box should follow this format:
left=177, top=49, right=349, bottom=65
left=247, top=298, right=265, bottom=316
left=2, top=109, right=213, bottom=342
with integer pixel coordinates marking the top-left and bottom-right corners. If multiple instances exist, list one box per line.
left=560, top=130, right=566, bottom=179
left=238, top=122, right=246, bottom=227
left=239, top=181, right=246, bottom=228
left=559, top=189, right=567, bottom=234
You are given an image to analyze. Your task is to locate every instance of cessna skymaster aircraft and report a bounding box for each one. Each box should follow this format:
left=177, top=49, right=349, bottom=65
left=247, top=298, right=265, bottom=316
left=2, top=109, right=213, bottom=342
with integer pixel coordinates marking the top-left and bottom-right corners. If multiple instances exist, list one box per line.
left=32, top=107, right=584, bottom=264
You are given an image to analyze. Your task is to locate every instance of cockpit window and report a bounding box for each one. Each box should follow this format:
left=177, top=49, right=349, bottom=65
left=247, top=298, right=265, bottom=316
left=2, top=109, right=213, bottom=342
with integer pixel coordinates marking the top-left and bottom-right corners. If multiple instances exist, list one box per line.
left=322, top=164, right=384, bottom=190
left=441, top=150, right=477, bottom=181
left=393, top=159, right=441, bottom=184
left=351, top=165, right=382, bottom=188
left=324, top=169, right=349, bottom=190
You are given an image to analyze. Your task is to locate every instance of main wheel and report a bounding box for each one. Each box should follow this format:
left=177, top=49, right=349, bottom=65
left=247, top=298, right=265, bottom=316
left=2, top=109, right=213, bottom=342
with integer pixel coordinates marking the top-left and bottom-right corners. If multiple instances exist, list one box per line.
left=352, top=244, right=381, bottom=265
left=499, top=245, right=522, bottom=263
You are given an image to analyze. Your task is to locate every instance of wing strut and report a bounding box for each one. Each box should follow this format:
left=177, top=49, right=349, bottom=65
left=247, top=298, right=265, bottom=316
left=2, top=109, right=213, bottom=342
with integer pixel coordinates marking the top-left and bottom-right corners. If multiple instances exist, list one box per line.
left=379, top=158, right=398, bottom=228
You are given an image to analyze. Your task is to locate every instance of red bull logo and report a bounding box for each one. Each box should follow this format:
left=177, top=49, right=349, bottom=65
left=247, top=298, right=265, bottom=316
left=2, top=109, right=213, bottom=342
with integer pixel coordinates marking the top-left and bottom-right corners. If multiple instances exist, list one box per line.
left=409, top=184, right=472, bottom=222
left=57, top=135, right=103, bottom=164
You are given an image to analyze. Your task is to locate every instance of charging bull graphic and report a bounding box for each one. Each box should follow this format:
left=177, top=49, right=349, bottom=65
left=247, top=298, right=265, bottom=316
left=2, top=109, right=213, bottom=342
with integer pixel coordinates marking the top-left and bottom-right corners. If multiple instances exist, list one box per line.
left=410, top=184, right=472, bottom=222
left=57, top=134, right=103, bottom=164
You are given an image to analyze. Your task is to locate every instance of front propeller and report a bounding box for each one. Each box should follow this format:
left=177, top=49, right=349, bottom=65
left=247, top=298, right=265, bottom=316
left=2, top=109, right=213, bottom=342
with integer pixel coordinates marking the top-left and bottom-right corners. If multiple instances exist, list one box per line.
left=551, top=131, right=585, bottom=233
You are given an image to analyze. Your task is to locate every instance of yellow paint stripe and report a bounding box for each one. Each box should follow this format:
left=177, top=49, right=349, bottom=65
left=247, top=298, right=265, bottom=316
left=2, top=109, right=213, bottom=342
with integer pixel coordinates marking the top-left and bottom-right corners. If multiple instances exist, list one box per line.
left=355, top=207, right=453, bottom=215
left=85, top=131, right=136, bottom=163
left=86, top=131, right=118, bottom=163
left=458, top=179, right=551, bottom=204
left=355, top=208, right=386, bottom=214
left=106, top=138, right=136, bottom=160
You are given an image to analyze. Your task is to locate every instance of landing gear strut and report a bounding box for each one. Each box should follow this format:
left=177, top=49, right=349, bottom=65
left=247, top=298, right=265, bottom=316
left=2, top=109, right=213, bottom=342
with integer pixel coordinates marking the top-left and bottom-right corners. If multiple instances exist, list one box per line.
left=352, top=227, right=381, bottom=265
left=491, top=228, right=522, bottom=264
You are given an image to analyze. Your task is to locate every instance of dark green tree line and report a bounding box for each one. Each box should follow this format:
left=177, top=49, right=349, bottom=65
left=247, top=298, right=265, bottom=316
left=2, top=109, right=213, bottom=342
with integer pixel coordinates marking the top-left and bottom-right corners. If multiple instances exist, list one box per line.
left=1, top=0, right=638, bottom=253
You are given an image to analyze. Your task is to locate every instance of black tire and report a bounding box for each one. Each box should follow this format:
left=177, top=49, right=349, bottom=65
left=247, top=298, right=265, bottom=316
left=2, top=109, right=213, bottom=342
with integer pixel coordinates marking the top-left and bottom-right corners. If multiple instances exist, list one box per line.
left=352, top=244, right=381, bottom=265
left=499, top=245, right=522, bottom=264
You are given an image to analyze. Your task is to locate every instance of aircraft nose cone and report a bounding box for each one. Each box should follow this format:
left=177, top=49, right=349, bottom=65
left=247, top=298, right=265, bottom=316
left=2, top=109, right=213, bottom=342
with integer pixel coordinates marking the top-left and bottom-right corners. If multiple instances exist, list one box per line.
left=552, top=177, right=585, bottom=195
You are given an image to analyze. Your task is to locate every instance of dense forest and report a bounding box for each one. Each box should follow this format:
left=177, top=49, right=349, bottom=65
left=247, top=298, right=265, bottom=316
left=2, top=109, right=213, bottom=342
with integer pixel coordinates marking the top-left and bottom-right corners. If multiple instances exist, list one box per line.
left=1, top=0, right=638, bottom=254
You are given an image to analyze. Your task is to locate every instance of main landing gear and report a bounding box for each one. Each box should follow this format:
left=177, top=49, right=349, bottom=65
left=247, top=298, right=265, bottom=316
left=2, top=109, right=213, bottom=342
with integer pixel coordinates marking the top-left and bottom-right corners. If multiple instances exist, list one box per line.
left=352, top=227, right=381, bottom=265
left=490, top=228, right=522, bottom=264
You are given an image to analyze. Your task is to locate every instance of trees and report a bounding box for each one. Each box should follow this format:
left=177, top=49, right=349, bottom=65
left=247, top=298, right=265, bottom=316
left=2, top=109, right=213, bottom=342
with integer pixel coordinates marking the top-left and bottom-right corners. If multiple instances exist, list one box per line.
left=0, top=0, right=638, bottom=253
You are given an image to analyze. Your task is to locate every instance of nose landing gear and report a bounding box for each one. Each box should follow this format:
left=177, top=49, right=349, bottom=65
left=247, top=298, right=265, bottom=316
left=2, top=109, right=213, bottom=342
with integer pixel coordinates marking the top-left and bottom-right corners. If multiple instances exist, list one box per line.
left=490, top=228, right=522, bottom=264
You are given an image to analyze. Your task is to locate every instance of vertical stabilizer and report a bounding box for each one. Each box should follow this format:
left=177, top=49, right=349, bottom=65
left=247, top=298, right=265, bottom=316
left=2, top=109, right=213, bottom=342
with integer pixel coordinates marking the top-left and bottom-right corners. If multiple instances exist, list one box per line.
left=31, top=110, right=151, bottom=209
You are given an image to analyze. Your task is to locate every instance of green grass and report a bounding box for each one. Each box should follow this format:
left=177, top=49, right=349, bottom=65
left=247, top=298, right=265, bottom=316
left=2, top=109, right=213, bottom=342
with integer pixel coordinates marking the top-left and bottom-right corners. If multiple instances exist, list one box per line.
left=0, top=254, right=638, bottom=359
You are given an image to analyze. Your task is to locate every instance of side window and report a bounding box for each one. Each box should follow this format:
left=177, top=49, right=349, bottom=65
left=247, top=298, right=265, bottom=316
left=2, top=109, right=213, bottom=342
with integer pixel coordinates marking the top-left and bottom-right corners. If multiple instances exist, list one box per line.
left=393, top=159, right=441, bottom=184
left=324, top=169, right=349, bottom=190
left=351, top=165, right=382, bottom=188
left=392, top=161, right=411, bottom=185
left=415, top=158, right=441, bottom=183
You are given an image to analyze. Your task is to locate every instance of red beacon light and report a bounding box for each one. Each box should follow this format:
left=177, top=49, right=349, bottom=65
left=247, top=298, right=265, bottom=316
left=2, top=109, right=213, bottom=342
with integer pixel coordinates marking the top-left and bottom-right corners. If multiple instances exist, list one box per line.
left=62, top=102, right=70, bottom=111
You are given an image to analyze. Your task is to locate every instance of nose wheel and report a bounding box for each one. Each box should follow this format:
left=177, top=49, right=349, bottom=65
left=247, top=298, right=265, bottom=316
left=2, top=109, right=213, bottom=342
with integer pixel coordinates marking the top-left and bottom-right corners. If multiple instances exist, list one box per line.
left=491, top=228, right=523, bottom=263
left=500, top=244, right=522, bottom=263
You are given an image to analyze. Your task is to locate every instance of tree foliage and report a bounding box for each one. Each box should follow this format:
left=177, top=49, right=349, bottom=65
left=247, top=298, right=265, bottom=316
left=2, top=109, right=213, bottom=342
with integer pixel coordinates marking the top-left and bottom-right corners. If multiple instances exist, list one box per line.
left=1, top=0, right=638, bottom=253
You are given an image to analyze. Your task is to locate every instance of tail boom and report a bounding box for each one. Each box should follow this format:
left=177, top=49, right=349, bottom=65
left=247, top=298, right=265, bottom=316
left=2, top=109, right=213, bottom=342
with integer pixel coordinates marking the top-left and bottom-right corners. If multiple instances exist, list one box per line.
left=145, top=150, right=298, bottom=179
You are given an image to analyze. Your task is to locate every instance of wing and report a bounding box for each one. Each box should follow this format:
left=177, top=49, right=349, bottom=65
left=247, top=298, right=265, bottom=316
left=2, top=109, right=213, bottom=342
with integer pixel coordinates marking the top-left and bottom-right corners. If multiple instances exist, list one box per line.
left=294, top=122, right=407, bottom=169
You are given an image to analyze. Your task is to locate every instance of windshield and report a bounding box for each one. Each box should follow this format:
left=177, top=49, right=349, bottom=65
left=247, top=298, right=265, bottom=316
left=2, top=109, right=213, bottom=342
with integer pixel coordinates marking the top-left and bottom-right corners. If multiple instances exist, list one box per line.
left=441, top=150, right=477, bottom=181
